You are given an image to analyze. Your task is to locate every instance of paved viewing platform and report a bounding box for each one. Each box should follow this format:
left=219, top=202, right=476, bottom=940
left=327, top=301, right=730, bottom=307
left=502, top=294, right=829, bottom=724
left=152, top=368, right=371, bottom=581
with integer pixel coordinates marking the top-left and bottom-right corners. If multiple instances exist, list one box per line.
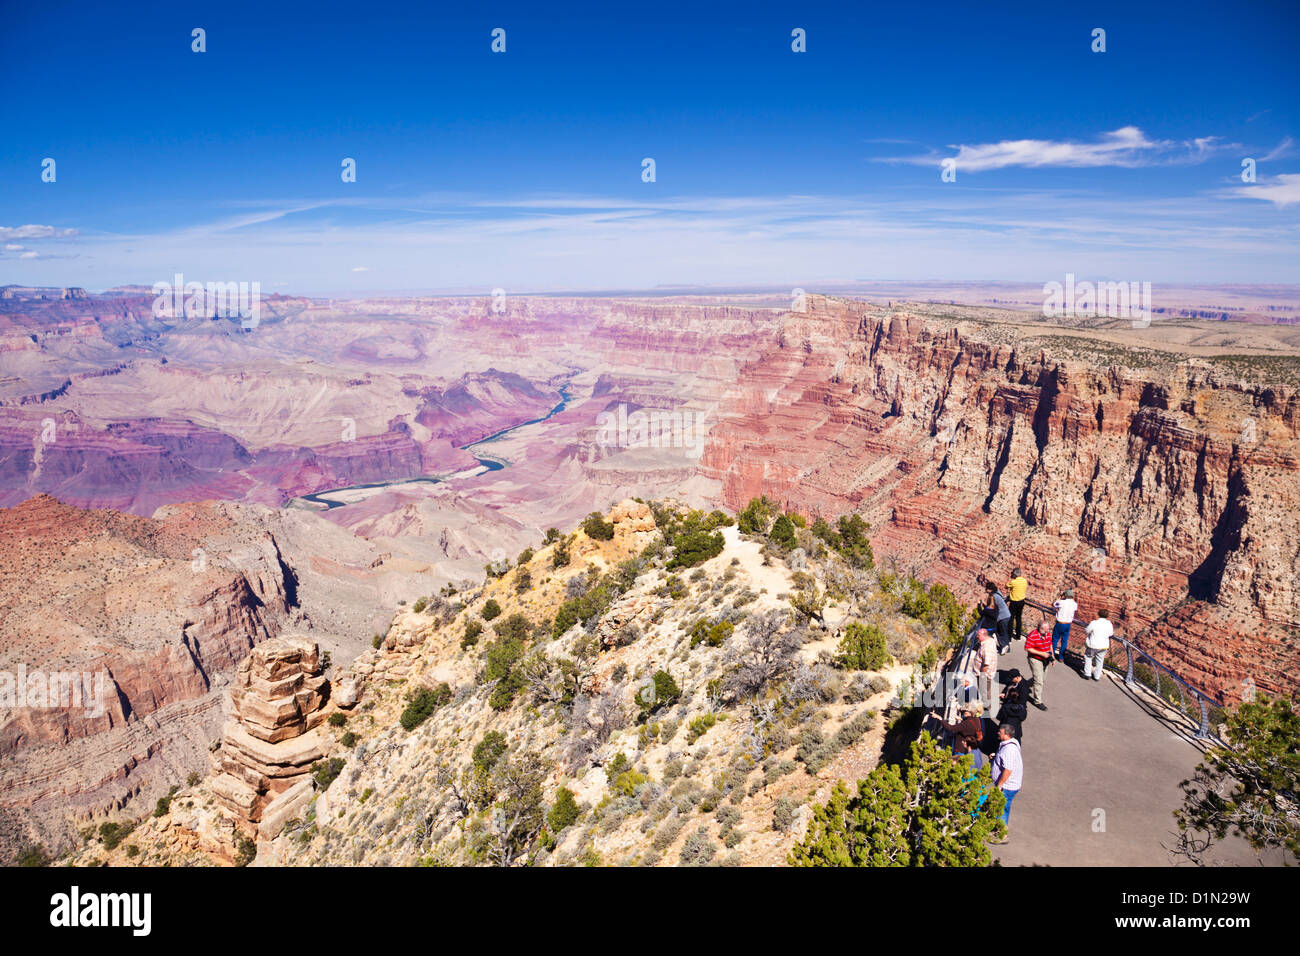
left=983, top=647, right=1279, bottom=867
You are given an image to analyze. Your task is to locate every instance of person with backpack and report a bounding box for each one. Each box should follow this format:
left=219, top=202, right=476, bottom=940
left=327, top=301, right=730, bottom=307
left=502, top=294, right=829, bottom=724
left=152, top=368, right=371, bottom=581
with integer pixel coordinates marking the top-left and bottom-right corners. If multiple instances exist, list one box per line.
left=1024, top=615, right=1053, bottom=710
left=983, top=582, right=1013, bottom=655
left=1005, top=568, right=1029, bottom=639
left=1051, top=588, right=1077, bottom=661
left=1083, top=609, right=1114, bottom=681
left=989, top=722, right=1024, bottom=834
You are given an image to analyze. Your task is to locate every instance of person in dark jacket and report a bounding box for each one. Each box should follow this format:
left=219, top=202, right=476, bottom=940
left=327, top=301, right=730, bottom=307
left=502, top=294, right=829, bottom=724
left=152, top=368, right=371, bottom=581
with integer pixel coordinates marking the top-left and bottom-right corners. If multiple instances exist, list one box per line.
left=935, top=701, right=985, bottom=756
left=998, top=669, right=1029, bottom=738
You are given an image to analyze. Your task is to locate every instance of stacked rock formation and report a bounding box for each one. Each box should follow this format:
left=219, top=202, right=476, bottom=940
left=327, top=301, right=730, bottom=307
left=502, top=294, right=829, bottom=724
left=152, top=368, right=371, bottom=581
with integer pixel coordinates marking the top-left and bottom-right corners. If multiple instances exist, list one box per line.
left=210, top=636, right=331, bottom=839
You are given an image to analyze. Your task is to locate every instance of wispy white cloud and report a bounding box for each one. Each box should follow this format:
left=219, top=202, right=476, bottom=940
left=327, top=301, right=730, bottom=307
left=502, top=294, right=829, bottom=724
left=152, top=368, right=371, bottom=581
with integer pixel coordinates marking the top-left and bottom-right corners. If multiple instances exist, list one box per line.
left=882, top=126, right=1235, bottom=173
left=6, top=187, right=1298, bottom=289
left=0, top=224, right=79, bottom=240
left=1229, top=173, right=1300, bottom=208
left=1261, top=137, right=1296, bottom=162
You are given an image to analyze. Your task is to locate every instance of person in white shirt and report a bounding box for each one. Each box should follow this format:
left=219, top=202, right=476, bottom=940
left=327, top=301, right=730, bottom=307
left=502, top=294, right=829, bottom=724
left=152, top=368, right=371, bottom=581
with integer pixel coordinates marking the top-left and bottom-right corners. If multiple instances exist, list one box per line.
left=988, top=722, right=1023, bottom=835
left=1051, top=588, right=1077, bottom=661
left=1083, top=609, right=1114, bottom=681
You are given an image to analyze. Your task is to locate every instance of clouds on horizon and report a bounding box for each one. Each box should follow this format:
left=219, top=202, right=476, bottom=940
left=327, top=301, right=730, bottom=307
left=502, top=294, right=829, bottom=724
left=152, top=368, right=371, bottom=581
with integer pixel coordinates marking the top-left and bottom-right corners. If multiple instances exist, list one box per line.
left=4, top=180, right=1298, bottom=290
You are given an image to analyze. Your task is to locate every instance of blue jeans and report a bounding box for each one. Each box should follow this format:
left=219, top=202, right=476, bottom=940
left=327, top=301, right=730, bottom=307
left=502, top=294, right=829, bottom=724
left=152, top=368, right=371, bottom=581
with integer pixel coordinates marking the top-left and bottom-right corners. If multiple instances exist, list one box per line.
left=1051, top=621, right=1071, bottom=658
left=1001, top=787, right=1019, bottom=824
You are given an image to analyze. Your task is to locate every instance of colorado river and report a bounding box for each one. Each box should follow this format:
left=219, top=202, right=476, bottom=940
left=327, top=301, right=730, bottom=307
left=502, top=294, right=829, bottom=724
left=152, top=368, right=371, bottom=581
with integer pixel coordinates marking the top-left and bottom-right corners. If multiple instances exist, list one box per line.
left=296, top=383, right=572, bottom=510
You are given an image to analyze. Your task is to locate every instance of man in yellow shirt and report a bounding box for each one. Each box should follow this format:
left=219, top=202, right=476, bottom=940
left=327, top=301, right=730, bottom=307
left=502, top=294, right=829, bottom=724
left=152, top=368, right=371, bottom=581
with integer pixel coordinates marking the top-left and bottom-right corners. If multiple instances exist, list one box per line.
left=1006, top=568, right=1029, bottom=640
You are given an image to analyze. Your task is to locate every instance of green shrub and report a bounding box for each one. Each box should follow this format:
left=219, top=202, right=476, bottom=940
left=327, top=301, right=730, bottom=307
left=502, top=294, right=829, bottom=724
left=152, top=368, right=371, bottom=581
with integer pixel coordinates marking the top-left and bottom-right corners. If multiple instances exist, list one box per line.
left=234, top=833, right=257, bottom=867
left=687, top=712, right=719, bottom=744
left=186, top=771, right=201, bottom=787
left=328, top=712, right=347, bottom=728
left=125, top=845, right=139, bottom=859
left=768, top=514, right=796, bottom=549
left=613, top=769, right=649, bottom=797
left=400, top=682, right=452, bottom=730
left=462, top=618, right=484, bottom=649
left=412, top=597, right=428, bottom=613
left=99, top=822, right=133, bottom=851
left=473, top=731, right=509, bottom=775
left=837, top=621, right=890, bottom=671
left=737, top=496, right=778, bottom=535
left=667, top=530, right=725, bottom=569
left=582, top=512, right=615, bottom=540
left=637, top=670, right=681, bottom=720
left=552, top=539, right=571, bottom=568
left=790, top=733, right=1004, bottom=866
left=494, top=612, right=531, bottom=642
left=548, top=787, right=582, bottom=833
left=154, top=785, right=179, bottom=818
left=484, top=637, right=526, bottom=709
left=481, top=599, right=502, bottom=621
left=689, top=618, right=734, bottom=648
left=16, top=844, right=48, bottom=867
left=371, top=633, right=384, bottom=649
left=311, top=758, right=346, bottom=790
left=341, top=731, right=358, bottom=748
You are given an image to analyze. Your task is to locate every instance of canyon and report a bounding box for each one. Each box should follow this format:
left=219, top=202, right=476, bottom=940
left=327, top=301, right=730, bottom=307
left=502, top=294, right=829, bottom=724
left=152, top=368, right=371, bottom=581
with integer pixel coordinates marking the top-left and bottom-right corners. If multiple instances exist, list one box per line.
left=0, top=284, right=1297, bottom=861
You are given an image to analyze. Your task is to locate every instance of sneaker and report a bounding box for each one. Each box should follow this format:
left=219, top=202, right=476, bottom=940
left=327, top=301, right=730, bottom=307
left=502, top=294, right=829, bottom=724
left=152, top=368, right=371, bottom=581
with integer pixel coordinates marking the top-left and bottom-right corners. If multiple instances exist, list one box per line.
left=1033, top=702, right=1048, bottom=711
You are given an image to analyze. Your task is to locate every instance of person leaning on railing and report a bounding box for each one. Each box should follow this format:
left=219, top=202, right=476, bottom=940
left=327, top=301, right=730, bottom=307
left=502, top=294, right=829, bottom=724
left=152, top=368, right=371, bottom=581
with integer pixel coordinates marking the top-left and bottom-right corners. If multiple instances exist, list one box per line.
left=1083, top=610, right=1114, bottom=681
left=1050, top=588, right=1077, bottom=661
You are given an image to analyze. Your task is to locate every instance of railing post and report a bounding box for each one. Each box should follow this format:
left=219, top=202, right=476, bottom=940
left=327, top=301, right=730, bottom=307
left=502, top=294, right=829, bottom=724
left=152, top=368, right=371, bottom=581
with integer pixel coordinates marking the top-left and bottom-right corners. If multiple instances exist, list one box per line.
left=1197, top=699, right=1210, bottom=741
left=1125, top=643, right=1134, bottom=686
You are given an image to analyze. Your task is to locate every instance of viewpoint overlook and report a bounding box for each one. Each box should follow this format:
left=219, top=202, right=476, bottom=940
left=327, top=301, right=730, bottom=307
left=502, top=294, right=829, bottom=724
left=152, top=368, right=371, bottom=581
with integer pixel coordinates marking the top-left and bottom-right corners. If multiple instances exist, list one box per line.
left=0, top=286, right=1296, bottom=868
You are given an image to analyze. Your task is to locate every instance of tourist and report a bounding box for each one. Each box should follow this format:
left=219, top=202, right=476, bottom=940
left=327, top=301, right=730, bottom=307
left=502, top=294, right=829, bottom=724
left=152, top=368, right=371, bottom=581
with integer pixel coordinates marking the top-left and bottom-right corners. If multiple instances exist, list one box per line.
left=989, top=722, right=1024, bottom=831
left=984, top=582, right=1013, bottom=654
left=1083, top=609, right=1114, bottom=681
left=974, top=627, right=998, bottom=708
left=998, top=668, right=1029, bottom=734
left=1025, top=615, right=1053, bottom=710
left=936, top=700, right=984, bottom=757
left=1006, top=567, right=1029, bottom=639
left=1051, top=588, right=1077, bottom=661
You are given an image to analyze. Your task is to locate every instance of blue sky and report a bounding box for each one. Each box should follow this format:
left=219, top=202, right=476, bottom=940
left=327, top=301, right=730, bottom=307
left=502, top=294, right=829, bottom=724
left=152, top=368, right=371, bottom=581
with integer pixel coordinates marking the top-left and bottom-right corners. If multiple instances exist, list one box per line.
left=1, top=0, right=1297, bottom=292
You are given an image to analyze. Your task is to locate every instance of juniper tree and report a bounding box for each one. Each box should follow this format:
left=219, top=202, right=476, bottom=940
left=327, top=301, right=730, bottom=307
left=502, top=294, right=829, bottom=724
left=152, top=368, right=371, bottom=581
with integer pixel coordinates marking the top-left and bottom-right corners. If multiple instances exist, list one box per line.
left=790, top=732, right=1005, bottom=866
left=1174, top=695, right=1300, bottom=864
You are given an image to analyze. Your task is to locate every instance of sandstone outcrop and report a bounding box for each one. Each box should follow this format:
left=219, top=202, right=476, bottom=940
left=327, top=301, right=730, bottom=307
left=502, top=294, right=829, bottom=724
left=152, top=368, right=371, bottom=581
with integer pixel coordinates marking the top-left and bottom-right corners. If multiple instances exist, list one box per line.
left=210, top=637, right=331, bottom=839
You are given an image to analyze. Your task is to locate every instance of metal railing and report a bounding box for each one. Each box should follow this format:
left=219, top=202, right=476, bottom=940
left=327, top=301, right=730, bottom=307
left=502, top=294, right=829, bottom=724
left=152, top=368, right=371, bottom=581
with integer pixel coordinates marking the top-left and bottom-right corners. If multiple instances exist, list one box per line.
left=927, top=597, right=1229, bottom=747
left=1022, top=598, right=1227, bottom=744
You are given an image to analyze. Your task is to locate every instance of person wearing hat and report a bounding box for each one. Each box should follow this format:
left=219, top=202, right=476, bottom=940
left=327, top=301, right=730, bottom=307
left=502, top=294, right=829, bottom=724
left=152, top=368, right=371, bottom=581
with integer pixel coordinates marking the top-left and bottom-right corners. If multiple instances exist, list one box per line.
left=1051, top=587, right=1078, bottom=661
left=935, top=700, right=985, bottom=758
left=1005, top=567, right=1029, bottom=640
